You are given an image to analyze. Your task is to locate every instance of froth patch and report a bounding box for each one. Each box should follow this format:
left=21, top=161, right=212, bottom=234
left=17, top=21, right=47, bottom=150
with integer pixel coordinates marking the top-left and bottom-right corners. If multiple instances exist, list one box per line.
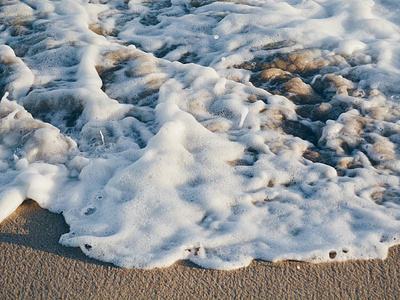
left=0, top=94, right=76, bottom=164
left=0, top=46, right=34, bottom=100
left=0, top=0, right=400, bottom=270
left=0, top=3, right=34, bottom=17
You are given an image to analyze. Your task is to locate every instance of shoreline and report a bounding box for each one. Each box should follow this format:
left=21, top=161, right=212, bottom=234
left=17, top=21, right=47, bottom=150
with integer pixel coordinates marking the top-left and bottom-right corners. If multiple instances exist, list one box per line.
left=1, top=200, right=400, bottom=299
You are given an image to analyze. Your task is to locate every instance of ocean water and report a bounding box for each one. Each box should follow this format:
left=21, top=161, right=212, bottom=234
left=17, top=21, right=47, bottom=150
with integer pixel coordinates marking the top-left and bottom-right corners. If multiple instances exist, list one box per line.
left=0, top=0, right=400, bottom=270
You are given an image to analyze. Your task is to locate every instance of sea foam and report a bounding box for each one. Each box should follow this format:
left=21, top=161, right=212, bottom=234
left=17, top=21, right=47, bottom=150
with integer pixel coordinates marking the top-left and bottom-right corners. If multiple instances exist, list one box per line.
left=0, top=0, right=400, bottom=269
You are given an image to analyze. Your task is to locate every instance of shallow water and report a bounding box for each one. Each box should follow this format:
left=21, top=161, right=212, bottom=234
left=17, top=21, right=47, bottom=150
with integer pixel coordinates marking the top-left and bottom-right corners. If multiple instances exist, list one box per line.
left=0, top=0, right=400, bottom=269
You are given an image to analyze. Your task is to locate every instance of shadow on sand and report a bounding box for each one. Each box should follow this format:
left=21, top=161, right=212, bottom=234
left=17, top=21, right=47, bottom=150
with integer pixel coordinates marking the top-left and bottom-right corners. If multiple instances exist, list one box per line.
left=0, top=199, right=202, bottom=269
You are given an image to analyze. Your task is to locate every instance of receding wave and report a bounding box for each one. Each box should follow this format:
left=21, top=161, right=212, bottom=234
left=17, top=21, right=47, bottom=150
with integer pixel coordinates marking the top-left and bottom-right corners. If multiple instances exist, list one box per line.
left=0, top=0, right=399, bottom=270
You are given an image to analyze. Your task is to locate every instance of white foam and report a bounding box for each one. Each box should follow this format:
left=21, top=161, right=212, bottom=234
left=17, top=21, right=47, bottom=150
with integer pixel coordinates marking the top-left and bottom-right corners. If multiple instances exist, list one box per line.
left=0, top=0, right=400, bottom=270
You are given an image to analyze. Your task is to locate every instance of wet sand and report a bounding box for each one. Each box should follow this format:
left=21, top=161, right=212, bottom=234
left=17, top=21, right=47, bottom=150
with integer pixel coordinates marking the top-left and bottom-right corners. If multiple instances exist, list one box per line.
left=1, top=200, right=400, bottom=299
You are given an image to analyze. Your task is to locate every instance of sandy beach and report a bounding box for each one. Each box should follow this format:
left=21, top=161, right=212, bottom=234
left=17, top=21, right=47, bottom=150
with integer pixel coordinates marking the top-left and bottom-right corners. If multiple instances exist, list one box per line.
left=0, top=200, right=399, bottom=299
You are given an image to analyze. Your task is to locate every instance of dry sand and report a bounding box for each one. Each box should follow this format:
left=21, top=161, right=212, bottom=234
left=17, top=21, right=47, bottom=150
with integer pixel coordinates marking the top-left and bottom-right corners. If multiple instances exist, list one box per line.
left=1, top=200, right=400, bottom=299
